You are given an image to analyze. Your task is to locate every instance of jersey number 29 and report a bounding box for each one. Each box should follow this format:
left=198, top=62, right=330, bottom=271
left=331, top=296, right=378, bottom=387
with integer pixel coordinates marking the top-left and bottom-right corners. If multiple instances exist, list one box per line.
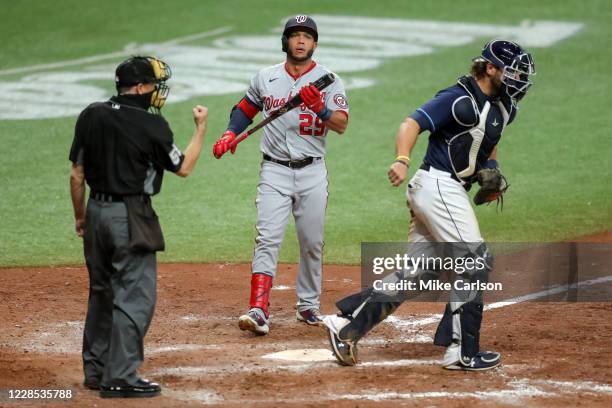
left=299, top=113, right=325, bottom=137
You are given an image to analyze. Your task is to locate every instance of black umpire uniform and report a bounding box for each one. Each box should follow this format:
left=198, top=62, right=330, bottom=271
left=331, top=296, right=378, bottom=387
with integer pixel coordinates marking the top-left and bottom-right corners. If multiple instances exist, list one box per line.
left=69, top=57, right=186, bottom=398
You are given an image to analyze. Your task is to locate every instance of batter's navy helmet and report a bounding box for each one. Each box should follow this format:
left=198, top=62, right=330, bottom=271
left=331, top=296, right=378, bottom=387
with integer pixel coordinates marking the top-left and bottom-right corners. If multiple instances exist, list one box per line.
left=479, top=40, right=536, bottom=103
left=281, top=15, right=318, bottom=52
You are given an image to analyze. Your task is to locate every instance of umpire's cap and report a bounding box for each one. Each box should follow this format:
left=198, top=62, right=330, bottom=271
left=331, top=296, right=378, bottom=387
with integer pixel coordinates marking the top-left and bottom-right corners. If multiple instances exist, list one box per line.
left=115, top=56, right=171, bottom=90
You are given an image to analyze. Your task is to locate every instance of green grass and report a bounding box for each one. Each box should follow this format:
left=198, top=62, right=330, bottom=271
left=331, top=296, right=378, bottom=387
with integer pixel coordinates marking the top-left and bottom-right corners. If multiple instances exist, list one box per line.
left=0, top=0, right=610, bottom=266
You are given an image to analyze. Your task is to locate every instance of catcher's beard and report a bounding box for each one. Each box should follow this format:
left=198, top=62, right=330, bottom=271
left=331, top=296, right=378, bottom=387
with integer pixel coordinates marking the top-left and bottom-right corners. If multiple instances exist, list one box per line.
left=287, top=48, right=315, bottom=63
left=488, top=72, right=504, bottom=97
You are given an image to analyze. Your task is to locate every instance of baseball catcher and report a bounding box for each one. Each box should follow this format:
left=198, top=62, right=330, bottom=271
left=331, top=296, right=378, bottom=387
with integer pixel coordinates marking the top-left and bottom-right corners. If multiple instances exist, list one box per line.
left=325, top=39, right=535, bottom=371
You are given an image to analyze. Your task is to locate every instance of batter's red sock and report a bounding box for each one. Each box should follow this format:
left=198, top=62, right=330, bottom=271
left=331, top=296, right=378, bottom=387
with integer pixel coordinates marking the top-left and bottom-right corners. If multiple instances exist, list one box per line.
left=249, top=273, right=273, bottom=318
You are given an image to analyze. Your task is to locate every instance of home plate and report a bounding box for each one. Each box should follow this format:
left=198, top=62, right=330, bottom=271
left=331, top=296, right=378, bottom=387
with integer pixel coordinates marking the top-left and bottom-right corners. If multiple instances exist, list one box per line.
left=262, top=349, right=336, bottom=362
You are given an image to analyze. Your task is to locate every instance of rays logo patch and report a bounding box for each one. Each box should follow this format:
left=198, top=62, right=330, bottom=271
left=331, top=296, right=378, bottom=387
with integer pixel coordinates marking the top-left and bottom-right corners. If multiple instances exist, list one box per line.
left=333, top=94, right=348, bottom=110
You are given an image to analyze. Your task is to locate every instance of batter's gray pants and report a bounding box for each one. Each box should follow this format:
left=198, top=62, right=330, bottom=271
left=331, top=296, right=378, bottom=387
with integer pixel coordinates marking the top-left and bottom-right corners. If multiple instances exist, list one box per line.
left=252, top=159, right=328, bottom=312
left=82, top=198, right=156, bottom=387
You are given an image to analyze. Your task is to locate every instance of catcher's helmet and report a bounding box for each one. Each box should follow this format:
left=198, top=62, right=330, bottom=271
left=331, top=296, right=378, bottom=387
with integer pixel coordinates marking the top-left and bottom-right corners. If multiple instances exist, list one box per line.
left=478, top=40, right=535, bottom=104
left=115, top=56, right=172, bottom=114
left=281, top=15, right=318, bottom=52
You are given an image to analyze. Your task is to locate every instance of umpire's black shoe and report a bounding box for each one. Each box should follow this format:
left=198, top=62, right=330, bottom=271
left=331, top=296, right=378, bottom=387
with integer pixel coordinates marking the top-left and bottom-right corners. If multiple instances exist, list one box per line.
left=83, top=379, right=100, bottom=390
left=100, top=379, right=161, bottom=398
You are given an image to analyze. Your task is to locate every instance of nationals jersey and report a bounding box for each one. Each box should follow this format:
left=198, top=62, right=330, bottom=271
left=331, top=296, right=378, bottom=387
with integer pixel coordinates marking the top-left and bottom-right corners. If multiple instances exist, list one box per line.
left=246, top=61, right=349, bottom=160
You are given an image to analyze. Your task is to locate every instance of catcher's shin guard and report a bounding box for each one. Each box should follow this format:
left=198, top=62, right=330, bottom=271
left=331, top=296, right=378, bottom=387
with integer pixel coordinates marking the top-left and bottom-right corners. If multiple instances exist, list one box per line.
left=248, top=273, right=273, bottom=317
left=336, top=288, right=373, bottom=316
left=458, top=302, right=483, bottom=360
left=434, top=303, right=455, bottom=347
left=335, top=288, right=401, bottom=342
left=434, top=302, right=485, bottom=363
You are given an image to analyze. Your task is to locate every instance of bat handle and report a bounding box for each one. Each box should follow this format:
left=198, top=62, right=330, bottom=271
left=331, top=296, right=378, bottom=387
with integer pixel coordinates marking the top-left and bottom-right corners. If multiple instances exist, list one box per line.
left=229, top=132, right=249, bottom=150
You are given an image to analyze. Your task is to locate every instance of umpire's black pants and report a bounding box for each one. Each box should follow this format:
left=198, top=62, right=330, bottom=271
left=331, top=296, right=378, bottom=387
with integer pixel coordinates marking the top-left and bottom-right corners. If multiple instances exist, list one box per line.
left=82, top=198, right=156, bottom=387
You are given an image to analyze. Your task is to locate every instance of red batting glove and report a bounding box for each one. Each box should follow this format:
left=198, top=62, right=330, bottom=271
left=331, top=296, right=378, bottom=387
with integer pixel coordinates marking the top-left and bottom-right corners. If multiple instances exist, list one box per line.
left=299, top=84, right=324, bottom=114
left=213, top=130, right=237, bottom=159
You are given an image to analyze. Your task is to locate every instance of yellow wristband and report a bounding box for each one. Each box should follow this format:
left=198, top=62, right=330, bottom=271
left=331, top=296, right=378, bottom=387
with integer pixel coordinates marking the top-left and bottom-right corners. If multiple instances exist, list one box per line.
left=396, top=155, right=410, bottom=163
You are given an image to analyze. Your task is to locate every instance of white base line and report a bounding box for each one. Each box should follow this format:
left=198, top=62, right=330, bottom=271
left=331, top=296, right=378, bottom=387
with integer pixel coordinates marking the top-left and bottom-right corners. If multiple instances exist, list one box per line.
left=385, top=274, right=612, bottom=329
left=0, top=27, right=232, bottom=76
left=485, top=274, right=612, bottom=310
left=160, top=377, right=612, bottom=405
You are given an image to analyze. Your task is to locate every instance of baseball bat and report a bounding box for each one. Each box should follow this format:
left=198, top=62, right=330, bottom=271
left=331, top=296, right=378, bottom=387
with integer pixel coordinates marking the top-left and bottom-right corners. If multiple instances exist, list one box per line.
left=226, top=72, right=336, bottom=153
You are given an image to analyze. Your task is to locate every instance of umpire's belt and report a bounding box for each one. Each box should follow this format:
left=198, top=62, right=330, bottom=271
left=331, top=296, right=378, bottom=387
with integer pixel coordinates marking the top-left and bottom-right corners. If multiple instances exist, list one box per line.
left=263, top=154, right=321, bottom=169
left=89, top=191, right=126, bottom=202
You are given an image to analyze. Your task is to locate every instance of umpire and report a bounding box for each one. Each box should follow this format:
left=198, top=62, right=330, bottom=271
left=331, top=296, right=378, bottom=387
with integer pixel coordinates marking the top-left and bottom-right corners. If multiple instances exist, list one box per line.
left=69, top=56, right=207, bottom=398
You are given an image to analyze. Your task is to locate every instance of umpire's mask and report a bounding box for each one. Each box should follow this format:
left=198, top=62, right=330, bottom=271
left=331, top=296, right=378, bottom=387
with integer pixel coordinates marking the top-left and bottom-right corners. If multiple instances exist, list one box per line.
left=115, top=56, right=172, bottom=114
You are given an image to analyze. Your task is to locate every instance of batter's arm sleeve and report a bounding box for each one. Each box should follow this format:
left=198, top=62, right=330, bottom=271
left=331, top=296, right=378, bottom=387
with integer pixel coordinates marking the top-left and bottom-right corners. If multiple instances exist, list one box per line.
left=408, top=89, right=457, bottom=133
left=226, top=96, right=261, bottom=134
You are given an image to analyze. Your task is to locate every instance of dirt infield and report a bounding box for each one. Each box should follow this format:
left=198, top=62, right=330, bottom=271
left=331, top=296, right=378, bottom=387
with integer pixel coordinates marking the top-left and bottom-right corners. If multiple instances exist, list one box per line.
left=1, top=233, right=611, bottom=407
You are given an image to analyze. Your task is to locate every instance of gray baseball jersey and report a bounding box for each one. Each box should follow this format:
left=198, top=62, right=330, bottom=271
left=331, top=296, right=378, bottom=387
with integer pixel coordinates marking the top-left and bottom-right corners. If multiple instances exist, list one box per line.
left=246, top=61, right=349, bottom=160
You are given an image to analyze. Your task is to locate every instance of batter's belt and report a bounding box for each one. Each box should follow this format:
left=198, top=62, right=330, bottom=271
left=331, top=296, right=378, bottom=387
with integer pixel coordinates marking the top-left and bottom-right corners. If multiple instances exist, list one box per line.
left=263, top=154, right=321, bottom=169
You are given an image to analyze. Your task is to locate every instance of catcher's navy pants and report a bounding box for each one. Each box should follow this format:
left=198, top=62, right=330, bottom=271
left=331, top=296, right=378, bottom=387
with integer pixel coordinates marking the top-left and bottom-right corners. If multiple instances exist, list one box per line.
left=82, top=198, right=156, bottom=387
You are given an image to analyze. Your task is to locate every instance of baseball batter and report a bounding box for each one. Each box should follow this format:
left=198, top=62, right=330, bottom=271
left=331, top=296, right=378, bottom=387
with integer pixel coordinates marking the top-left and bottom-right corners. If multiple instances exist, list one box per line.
left=213, top=15, right=349, bottom=335
left=325, top=40, right=535, bottom=371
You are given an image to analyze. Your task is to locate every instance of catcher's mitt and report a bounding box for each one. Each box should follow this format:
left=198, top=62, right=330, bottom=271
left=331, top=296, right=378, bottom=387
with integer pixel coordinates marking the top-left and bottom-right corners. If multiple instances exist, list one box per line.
left=473, top=168, right=509, bottom=209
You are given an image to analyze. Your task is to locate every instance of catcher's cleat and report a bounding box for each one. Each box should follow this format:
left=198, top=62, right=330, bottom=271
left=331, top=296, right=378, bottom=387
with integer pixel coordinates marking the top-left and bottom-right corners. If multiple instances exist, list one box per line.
left=296, top=308, right=324, bottom=326
left=238, top=308, right=269, bottom=335
left=324, top=314, right=358, bottom=366
left=443, top=351, right=501, bottom=371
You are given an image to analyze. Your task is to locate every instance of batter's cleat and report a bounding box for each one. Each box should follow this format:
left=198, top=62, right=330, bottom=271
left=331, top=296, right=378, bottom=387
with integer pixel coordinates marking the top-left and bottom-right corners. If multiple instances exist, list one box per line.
left=443, top=351, right=501, bottom=371
left=296, top=308, right=324, bottom=326
left=238, top=308, right=269, bottom=335
left=324, top=314, right=358, bottom=366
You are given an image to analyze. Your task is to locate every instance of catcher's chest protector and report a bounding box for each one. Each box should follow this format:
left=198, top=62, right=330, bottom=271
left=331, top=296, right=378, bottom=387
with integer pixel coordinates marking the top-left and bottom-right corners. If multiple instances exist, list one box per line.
left=448, top=81, right=510, bottom=180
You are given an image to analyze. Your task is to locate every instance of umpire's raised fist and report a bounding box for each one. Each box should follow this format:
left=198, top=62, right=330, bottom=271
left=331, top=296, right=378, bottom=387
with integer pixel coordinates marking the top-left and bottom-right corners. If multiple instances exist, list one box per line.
left=193, top=105, right=208, bottom=128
